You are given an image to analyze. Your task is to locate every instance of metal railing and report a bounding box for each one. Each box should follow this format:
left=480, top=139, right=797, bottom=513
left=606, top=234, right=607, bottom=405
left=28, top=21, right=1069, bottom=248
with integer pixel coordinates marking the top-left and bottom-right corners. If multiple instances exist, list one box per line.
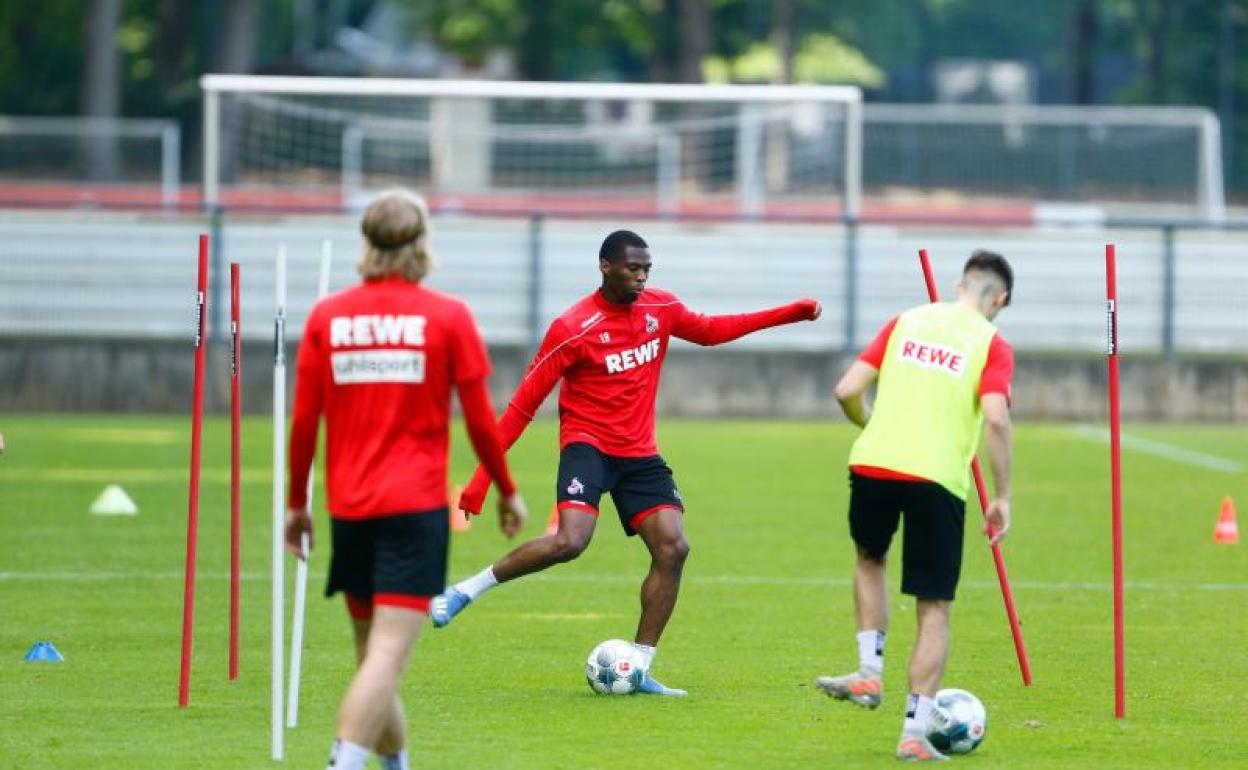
left=0, top=209, right=1243, bottom=361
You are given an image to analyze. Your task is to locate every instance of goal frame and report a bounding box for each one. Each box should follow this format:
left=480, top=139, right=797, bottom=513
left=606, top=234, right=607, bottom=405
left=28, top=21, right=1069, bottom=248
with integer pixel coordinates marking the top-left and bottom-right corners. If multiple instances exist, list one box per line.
left=200, top=74, right=864, bottom=219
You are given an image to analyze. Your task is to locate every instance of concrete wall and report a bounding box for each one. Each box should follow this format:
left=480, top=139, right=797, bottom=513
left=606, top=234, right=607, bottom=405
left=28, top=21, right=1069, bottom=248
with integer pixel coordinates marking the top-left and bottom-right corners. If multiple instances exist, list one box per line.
left=1, top=338, right=1243, bottom=421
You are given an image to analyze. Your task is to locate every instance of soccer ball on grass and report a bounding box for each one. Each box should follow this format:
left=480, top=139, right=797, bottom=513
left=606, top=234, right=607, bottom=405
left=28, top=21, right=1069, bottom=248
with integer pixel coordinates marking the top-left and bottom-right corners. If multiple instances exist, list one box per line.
left=585, top=639, right=646, bottom=695
left=927, top=688, right=987, bottom=754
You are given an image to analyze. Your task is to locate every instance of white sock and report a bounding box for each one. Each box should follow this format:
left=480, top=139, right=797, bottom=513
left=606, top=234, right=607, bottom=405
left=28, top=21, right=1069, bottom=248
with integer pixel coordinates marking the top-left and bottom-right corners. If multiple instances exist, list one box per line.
left=903, top=693, right=935, bottom=737
left=857, top=629, right=885, bottom=672
left=454, top=566, right=498, bottom=601
left=378, top=748, right=410, bottom=770
left=634, top=643, right=656, bottom=669
left=327, top=739, right=370, bottom=770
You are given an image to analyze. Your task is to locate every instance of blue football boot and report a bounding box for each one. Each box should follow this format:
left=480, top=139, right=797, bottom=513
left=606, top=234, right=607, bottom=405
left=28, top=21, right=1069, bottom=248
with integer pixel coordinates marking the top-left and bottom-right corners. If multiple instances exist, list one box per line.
left=636, top=672, right=687, bottom=697
left=429, top=588, right=471, bottom=628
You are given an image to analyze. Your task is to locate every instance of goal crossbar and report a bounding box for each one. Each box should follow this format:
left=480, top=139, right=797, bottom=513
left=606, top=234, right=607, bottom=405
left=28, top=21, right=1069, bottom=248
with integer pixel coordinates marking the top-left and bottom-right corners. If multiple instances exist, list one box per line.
left=200, top=75, right=863, bottom=218
left=201, top=74, right=862, bottom=104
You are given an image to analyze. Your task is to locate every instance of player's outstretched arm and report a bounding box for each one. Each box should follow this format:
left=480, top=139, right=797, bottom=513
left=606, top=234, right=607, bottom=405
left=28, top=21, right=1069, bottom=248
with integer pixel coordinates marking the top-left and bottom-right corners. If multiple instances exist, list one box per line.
left=980, top=393, right=1012, bottom=544
left=457, top=377, right=517, bottom=498
left=457, top=320, right=572, bottom=516
left=834, top=361, right=878, bottom=428
left=672, top=299, right=821, bottom=346
left=457, top=376, right=527, bottom=538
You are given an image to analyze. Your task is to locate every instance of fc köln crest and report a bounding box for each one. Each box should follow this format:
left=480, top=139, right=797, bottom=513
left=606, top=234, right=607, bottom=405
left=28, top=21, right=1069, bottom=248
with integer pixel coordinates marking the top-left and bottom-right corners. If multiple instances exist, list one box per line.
left=645, top=313, right=659, bottom=334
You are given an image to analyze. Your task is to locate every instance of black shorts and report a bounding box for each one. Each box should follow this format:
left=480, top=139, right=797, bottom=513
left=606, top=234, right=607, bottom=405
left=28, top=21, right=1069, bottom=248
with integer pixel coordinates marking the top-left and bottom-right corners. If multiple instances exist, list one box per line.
left=848, top=472, right=966, bottom=600
left=556, top=442, right=684, bottom=536
left=325, top=507, right=449, bottom=618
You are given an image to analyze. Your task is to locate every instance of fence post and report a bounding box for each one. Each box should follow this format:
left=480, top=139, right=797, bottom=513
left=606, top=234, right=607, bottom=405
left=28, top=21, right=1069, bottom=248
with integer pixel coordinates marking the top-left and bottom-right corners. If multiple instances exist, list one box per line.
left=210, top=206, right=226, bottom=344
left=203, top=88, right=220, bottom=209
left=161, top=124, right=180, bottom=211
left=843, top=217, right=859, bottom=351
left=1161, top=224, right=1176, bottom=363
left=528, top=213, right=545, bottom=352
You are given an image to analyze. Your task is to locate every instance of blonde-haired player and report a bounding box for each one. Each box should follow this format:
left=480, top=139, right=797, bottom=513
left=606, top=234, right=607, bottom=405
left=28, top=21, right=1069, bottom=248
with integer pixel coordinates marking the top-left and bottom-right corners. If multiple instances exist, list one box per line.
left=286, top=190, right=526, bottom=770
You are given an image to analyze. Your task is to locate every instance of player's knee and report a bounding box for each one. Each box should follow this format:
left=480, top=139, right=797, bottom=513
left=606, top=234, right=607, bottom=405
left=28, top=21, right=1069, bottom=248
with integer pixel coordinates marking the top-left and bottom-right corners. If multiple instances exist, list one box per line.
left=552, top=532, right=590, bottom=562
left=361, top=644, right=411, bottom=681
left=656, top=536, right=690, bottom=568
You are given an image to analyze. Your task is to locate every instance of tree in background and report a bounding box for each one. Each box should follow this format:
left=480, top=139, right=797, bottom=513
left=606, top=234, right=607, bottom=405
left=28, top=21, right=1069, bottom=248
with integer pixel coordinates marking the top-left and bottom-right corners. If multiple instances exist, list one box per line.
left=82, top=0, right=123, bottom=181
left=1, top=0, right=1246, bottom=195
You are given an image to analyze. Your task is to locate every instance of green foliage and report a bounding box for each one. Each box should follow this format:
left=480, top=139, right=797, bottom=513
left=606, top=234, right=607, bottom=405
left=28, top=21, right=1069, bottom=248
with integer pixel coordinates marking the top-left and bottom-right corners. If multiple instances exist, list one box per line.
left=428, top=0, right=523, bottom=68
left=1, top=414, right=1245, bottom=768
left=703, top=35, right=884, bottom=87
left=0, top=0, right=83, bottom=114
left=4, top=0, right=1248, bottom=193
left=794, top=33, right=886, bottom=87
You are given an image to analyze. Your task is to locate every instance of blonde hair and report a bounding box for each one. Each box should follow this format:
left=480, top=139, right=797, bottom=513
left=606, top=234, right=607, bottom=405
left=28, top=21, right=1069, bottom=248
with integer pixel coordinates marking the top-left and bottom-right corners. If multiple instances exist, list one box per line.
left=358, top=189, right=435, bottom=282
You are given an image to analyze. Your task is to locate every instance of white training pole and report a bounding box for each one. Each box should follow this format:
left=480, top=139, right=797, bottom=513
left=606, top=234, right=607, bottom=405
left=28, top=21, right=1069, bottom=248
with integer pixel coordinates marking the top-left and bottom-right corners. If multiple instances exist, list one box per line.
left=317, top=238, right=333, bottom=298
left=287, top=239, right=331, bottom=729
left=271, top=244, right=288, bottom=761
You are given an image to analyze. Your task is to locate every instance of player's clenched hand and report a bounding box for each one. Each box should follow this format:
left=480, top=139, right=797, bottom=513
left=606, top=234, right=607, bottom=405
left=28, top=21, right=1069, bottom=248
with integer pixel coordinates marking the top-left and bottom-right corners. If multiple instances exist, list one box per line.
left=285, top=506, right=313, bottom=560
left=457, top=484, right=485, bottom=517
left=984, top=499, right=1010, bottom=546
left=497, top=492, right=528, bottom=539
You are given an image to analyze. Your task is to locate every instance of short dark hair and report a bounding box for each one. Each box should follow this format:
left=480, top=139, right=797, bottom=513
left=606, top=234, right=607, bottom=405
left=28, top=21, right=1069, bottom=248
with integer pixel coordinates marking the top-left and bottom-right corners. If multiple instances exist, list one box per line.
left=963, top=249, right=1013, bottom=306
left=599, top=230, right=648, bottom=262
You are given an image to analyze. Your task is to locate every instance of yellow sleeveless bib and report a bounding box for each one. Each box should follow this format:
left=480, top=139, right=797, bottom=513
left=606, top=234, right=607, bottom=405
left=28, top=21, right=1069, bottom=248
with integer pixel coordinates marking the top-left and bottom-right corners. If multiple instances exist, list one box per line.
left=848, top=303, right=997, bottom=500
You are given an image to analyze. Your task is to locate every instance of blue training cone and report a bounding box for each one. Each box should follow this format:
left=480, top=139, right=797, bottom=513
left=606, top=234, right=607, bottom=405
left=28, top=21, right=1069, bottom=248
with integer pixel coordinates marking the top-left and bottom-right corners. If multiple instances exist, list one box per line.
left=24, top=641, right=64, bottom=662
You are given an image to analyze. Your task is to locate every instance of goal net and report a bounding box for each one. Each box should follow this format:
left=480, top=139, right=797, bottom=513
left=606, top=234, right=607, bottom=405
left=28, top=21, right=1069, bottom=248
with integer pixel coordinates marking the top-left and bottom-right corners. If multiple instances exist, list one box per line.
left=862, top=103, right=1224, bottom=221
left=200, top=76, right=863, bottom=219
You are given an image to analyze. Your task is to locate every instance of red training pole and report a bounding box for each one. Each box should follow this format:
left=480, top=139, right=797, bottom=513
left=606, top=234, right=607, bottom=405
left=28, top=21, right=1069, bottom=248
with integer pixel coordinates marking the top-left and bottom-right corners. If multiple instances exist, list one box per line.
left=229, top=262, right=242, bottom=681
left=1105, top=244, right=1125, bottom=718
left=179, top=234, right=209, bottom=707
left=917, top=249, right=1033, bottom=686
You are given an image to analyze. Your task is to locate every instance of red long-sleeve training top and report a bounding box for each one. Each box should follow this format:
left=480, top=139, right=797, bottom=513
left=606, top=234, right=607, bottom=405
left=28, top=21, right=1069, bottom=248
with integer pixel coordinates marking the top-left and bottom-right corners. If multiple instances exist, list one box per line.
left=288, top=277, right=515, bottom=519
left=458, top=287, right=819, bottom=513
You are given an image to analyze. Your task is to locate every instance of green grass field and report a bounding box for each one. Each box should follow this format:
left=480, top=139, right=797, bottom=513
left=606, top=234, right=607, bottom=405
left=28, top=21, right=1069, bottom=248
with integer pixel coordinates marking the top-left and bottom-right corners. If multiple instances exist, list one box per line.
left=2, top=415, right=1245, bottom=769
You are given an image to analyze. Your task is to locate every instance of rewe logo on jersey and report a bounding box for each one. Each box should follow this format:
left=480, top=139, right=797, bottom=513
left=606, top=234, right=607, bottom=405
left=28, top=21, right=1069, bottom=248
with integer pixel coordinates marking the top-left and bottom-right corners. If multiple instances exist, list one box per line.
left=897, top=338, right=966, bottom=376
left=330, top=314, right=427, bottom=347
left=604, top=338, right=661, bottom=374
left=328, top=314, right=429, bottom=384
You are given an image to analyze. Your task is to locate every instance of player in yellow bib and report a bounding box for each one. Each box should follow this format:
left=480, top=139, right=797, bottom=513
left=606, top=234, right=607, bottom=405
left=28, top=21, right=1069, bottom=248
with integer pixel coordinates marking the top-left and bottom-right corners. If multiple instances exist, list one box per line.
left=817, top=251, right=1015, bottom=762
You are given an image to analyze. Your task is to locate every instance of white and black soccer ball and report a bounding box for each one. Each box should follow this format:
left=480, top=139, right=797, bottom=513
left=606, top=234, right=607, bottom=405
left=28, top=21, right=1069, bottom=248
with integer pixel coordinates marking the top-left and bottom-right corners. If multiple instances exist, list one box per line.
left=585, top=639, right=646, bottom=695
left=927, top=688, right=987, bottom=754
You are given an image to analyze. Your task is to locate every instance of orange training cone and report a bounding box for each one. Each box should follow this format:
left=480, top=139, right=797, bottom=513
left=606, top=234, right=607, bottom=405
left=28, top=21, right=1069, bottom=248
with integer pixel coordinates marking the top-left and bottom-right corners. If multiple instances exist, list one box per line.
left=545, top=504, right=560, bottom=535
left=1214, top=496, right=1238, bottom=544
left=449, top=486, right=472, bottom=532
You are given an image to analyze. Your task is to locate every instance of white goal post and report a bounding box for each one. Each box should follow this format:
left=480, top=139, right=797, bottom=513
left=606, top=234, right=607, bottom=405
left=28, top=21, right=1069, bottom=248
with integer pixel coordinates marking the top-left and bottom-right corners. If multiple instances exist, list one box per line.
left=200, top=75, right=863, bottom=219
left=0, top=115, right=181, bottom=206
left=862, top=103, right=1225, bottom=222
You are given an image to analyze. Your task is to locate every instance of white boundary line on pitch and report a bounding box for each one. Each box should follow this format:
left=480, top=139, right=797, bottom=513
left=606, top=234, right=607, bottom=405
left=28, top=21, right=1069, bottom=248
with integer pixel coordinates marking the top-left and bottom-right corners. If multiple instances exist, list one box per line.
left=1068, top=424, right=1245, bottom=474
left=1, top=570, right=1245, bottom=592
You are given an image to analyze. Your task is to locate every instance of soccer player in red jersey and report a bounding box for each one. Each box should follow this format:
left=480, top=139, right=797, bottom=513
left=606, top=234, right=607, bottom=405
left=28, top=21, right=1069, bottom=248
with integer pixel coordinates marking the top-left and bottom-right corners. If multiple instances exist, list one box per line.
left=430, top=229, right=821, bottom=695
left=285, top=190, right=527, bottom=770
